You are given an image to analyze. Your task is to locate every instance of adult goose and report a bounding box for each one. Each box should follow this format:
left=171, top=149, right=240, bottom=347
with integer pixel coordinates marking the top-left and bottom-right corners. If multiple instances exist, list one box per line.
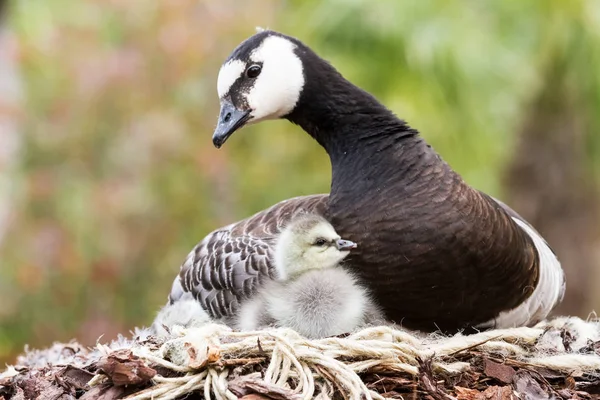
left=168, top=29, right=565, bottom=332
left=236, top=214, right=384, bottom=338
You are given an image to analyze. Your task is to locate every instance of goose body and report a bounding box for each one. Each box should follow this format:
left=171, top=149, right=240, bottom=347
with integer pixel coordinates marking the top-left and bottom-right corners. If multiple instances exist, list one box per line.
left=170, top=30, right=565, bottom=332
left=236, top=215, right=384, bottom=338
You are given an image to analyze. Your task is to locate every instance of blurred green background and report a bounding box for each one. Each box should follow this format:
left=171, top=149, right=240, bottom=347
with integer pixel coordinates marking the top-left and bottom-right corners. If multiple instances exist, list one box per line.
left=1, top=0, right=599, bottom=365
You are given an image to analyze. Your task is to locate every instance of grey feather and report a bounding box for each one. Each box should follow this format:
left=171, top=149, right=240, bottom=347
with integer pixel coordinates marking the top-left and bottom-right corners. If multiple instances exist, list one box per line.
left=169, top=194, right=328, bottom=319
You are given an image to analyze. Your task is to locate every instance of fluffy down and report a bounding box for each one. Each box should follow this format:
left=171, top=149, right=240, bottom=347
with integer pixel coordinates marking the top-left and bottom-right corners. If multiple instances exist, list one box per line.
left=151, top=293, right=213, bottom=337
left=237, top=268, right=384, bottom=338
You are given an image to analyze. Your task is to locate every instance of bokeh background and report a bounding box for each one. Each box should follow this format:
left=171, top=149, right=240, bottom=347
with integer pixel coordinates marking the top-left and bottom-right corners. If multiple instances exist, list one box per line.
left=1, top=0, right=600, bottom=365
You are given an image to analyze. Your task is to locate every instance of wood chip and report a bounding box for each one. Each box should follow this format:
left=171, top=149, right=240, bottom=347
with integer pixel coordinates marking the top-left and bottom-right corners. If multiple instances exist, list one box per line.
left=528, top=366, right=566, bottom=380
left=455, top=385, right=515, bottom=400
left=96, top=350, right=156, bottom=387
left=218, top=357, right=266, bottom=368
left=18, top=376, right=68, bottom=400
left=9, top=387, right=25, bottom=400
left=565, top=376, right=576, bottom=390
left=512, top=370, right=557, bottom=400
left=455, top=386, right=481, bottom=399
left=229, top=376, right=301, bottom=400
left=418, top=358, right=457, bottom=400
left=56, top=365, right=95, bottom=391
left=80, top=383, right=136, bottom=400
left=478, top=386, right=515, bottom=400
left=483, top=359, right=516, bottom=384
left=575, top=379, right=600, bottom=395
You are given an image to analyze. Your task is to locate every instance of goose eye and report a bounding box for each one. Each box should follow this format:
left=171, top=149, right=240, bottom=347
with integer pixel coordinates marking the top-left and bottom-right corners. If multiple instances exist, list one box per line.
left=314, top=238, right=327, bottom=246
left=246, top=64, right=261, bottom=79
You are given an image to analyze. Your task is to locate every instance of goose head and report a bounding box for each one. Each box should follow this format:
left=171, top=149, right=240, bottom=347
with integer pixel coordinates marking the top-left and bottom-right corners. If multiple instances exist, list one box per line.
left=213, top=29, right=306, bottom=148
left=274, top=215, right=357, bottom=281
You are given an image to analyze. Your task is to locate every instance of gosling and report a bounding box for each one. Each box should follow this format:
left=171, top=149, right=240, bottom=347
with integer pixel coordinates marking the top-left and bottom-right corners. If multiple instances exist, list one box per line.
left=236, top=215, right=384, bottom=338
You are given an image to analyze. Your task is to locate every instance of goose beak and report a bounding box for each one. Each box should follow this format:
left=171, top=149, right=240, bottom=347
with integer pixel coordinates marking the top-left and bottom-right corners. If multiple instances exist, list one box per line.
left=212, top=100, right=251, bottom=148
left=336, top=239, right=357, bottom=251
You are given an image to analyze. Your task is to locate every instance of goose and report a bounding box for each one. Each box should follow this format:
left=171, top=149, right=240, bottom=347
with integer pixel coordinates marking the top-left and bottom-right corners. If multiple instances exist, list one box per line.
left=236, top=214, right=385, bottom=338
left=169, top=29, right=565, bottom=332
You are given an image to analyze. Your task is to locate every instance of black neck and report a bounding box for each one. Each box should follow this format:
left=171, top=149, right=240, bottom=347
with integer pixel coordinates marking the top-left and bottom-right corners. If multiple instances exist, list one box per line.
left=285, top=49, right=418, bottom=159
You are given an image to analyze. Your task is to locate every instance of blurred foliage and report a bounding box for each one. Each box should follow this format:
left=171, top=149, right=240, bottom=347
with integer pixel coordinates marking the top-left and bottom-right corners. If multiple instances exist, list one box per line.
left=0, top=0, right=599, bottom=364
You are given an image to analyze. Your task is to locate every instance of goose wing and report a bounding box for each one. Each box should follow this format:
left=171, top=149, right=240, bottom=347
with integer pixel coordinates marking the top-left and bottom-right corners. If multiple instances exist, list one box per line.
left=481, top=194, right=565, bottom=328
left=169, top=194, right=329, bottom=319
left=489, top=196, right=543, bottom=239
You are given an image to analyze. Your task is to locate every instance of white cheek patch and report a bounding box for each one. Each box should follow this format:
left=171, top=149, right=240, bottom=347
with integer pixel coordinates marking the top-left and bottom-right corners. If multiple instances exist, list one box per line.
left=247, top=36, right=304, bottom=121
left=217, top=59, right=245, bottom=99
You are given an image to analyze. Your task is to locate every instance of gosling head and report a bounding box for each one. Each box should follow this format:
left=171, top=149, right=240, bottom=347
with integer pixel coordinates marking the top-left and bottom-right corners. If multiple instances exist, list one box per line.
left=213, top=29, right=307, bottom=148
left=274, top=215, right=357, bottom=280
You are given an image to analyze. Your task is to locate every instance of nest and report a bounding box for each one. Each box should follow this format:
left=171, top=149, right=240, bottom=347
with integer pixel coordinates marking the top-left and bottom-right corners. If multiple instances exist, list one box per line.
left=1, top=317, right=600, bottom=399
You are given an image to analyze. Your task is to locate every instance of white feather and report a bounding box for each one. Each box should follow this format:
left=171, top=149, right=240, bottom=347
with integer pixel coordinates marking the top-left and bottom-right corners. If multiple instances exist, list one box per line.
left=480, top=217, right=565, bottom=329
left=217, top=59, right=245, bottom=99
left=152, top=293, right=213, bottom=337
left=536, top=316, right=600, bottom=353
left=169, top=272, right=185, bottom=302
left=247, top=36, right=304, bottom=121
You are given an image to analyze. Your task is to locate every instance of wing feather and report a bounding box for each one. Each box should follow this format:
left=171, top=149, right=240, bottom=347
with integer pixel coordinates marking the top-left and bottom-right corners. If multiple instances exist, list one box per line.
left=169, top=194, right=329, bottom=319
left=478, top=196, right=565, bottom=328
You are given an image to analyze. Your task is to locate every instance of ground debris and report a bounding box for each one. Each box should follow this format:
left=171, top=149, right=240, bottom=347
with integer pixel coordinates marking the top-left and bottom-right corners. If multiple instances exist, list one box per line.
left=455, top=385, right=516, bottom=400
left=0, top=318, right=599, bottom=399
left=96, top=349, right=156, bottom=386
left=483, top=359, right=516, bottom=384
left=55, top=365, right=95, bottom=392
left=229, top=375, right=302, bottom=400
left=79, top=383, right=139, bottom=400
left=512, top=369, right=558, bottom=399
left=418, top=357, right=457, bottom=400
left=362, top=373, right=417, bottom=394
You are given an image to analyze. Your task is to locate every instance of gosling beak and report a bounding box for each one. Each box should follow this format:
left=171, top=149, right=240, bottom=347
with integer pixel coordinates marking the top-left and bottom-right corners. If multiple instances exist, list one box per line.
left=212, top=99, right=251, bottom=148
left=336, top=239, right=357, bottom=251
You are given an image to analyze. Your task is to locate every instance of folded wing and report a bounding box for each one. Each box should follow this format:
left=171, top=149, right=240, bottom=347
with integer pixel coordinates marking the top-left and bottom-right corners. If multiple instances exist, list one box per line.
left=168, top=194, right=329, bottom=319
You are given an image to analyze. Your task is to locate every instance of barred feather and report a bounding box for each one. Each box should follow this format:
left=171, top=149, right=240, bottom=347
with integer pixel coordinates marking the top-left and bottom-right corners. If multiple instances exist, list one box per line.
left=169, top=194, right=328, bottom=319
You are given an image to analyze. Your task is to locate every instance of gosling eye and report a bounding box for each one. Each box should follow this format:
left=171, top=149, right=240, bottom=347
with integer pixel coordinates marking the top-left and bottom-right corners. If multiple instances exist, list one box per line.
left=314, top=238, right=327, bottom=247
left=246, top=64, right=262, bottom=79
